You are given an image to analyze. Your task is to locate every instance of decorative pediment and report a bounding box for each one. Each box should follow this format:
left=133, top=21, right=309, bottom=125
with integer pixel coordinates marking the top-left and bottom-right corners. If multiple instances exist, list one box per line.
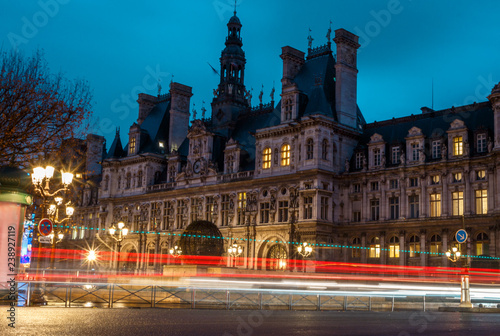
left=407, top=126, right=423, bottom=138
left=369, top=133, right=384, bottom=144
left=449, top=119, right=466, bottom=131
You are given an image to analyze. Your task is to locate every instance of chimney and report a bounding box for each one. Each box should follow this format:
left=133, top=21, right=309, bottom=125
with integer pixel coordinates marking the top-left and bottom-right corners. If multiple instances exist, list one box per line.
left=168, top=82, right=193, bottom=152
left=280, top=46, right=305, bottom=89
left=334, top=29, right=360, bottom=129
left=137, top=93, right=157, bottom=125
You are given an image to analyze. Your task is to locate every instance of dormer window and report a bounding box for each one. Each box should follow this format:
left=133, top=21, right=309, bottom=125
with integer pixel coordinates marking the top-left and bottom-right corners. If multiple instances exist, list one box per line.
left=373, top=148, right=381, bottom=166
left=355, top=153, right=363, bottom=169
left=227, top=155, right=235, bottom=173
left=263, top=148, right=272, bottom=169
left=477, top=133, right=487, bottom=153
left=391, top=146, right=400, bottom=164
left=411, top=143, right=420, bottom=161
left=453, top=136, right=463, bottom=156
left=432, top=140, right=441, bottom=159
left=129, top=137, right=136, bottom=155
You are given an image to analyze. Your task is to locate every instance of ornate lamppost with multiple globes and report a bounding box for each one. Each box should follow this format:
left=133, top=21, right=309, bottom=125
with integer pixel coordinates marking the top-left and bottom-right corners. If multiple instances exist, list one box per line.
left=31, top=165, right=74, bottom=272
left=227, top=243, right=243, bottom=267
left=297, top=242, right=313, bottom=272
left=108, top=221, right=128, bottom=273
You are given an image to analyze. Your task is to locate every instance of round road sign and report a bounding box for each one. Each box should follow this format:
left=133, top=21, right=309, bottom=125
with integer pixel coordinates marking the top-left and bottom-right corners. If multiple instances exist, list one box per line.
left=455, top=229, right=468, bottom=244
left=38, top=218, right=53, bottom=236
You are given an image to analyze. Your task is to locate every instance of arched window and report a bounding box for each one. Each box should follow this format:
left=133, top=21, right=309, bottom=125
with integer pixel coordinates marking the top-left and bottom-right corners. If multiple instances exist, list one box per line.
left=389, top=236, right=399, bottom=258
left=321, top=139, right=328, bottom=160
left=369, top=237, right=380, bottom=258
left=430, top=234, right=442, bottom=254
left=476, top=232, right=489, bottom=256
left=263, top=148, right=272, bottom=169
left=306, top=138, right=314, bottom=160
left=137, top=170, right=143, bottom=187
left=409, top=235, right=420, bottom=257
left=281, top=144, right=290, bottom=166
left=352, top=237, right=361, bottom=258
left=125, top=173, right=131, bottom=189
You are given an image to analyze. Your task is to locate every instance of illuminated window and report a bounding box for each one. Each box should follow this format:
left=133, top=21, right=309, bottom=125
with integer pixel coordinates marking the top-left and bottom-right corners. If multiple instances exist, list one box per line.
left=237, top=192, right=246, bottom=225
left=129, top=137, right=136, bottom=154
left=306, top=139, right=314, bottom=160
left=475, top=189, right=488, bottom=215
left=453, top=172, right=462, bottom=182
left=430, top=193, right=441, bottom=217
left=352, top=237, right=361, bottom=258
left=409, top=235, right=420, bottom=257
left=431, top=175, right=440, bottom=185
left=263, top=148, right=272, bottom=169
left=281, top=144, right=290, bottom=166
left=453, top=136, right=463, bottom=156
left=369, top=237, right=380, bottom=258
left=476, top=232, right=489, bottom=256
left=476, top=170, right=486, bottom=180
left=452, top=191, right=464, bottom=216
left=429, top=234, right=442, bottom=254
left=477, top=133, right=487, bottom=153
left=389, top=236, right=399, bottom=258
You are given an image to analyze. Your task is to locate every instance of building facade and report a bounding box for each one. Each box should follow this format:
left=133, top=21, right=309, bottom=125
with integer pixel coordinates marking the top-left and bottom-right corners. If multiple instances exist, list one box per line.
left=76, top=13, right=500, bottom=273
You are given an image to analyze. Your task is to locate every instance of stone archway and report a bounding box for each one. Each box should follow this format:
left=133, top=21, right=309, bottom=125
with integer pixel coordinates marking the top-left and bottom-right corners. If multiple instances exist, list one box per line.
left=266, top=244, right=288, bottom=270
left=179, top=220, right=224, bottom=257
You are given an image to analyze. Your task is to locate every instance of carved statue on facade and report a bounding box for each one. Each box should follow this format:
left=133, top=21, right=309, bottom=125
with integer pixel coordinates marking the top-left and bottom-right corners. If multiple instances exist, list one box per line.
left=344, top=158, right=350, bottom=172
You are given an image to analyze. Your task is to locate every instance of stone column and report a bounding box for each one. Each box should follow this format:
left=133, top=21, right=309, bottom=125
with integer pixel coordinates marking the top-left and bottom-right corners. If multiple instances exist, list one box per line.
left=380, top=231, right=386, bottom=265
left=464, top=169, right=472, bottom=215
left=361, top=233, right=367, bottom=263
left=420, top=175, right=427, bottom=217
left=400, top=177, right=407, bottom=219
left=442, top=172, right=449, bottom=216
left=489, top=227, right=496, bottom=258
left=399, top=231, right=405, bottom=266
left=420, top=230, right=426, bottom=267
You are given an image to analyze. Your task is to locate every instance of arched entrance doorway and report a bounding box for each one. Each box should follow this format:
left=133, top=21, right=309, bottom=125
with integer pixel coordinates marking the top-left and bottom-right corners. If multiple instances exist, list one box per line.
left=179, top=221, right=224, bottom=257
left=267, top=244, right=288, bottom=270
left=121, top=248, right=137, bottom=273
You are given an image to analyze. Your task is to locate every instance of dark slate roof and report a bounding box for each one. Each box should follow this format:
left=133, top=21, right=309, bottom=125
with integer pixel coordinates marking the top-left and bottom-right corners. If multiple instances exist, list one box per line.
left=107, top=130, right=126, bottom=159
left=293, top=52, right=336, bottom=120
left=137, top=100, right=171, bottom=154
left=359, top=102, right=493, bottom=153
left=231, top=105, right=281, bottom=171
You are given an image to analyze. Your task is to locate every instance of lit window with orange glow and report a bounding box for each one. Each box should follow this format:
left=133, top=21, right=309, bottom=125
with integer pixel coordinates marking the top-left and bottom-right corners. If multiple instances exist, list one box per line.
left=281, top=144, right=290, bottom=166
left=262, top=148, right=272, bottom=169
left=129, top=137, right=136, bottom=154
left=453, top=136, right=463, bottom=156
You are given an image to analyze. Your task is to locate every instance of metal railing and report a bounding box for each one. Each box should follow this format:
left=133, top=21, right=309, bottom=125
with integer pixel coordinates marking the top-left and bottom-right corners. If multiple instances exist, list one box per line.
left=0, top=281, right=473, bottom=311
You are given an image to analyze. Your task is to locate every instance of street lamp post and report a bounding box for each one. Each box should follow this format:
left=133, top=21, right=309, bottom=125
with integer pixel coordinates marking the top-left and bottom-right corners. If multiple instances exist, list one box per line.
left=446, top=245, right=472, bottom=308
left=227, top=243, right=243, bottom=267
left=297, top=242, right=313, bottom=273
left=31, top=166, right=74, bottom=279
left=108, top=221, right=128, bottom=273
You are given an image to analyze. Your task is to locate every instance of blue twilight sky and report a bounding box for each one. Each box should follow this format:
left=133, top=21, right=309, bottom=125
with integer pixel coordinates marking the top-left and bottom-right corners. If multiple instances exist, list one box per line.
left=1, top=0, right=500, bottom=148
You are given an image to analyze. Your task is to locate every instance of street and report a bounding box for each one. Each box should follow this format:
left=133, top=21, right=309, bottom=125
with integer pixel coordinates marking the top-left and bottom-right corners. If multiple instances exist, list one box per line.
left=2, top=307, right=499, bottom=336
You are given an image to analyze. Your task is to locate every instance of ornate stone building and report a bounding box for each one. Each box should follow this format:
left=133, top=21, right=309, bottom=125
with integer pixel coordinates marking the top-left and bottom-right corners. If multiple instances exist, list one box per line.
left=76, top=13, right=500, bottom=273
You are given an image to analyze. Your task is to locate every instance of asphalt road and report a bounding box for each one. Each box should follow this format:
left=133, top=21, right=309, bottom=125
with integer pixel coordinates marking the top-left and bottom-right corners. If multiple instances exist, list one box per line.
left=2, top=307, right=500, bottom=336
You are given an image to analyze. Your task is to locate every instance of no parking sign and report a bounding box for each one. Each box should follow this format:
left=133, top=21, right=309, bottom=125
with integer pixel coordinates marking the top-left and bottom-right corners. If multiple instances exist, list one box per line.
left=38, top=218, right=53, bottom=236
